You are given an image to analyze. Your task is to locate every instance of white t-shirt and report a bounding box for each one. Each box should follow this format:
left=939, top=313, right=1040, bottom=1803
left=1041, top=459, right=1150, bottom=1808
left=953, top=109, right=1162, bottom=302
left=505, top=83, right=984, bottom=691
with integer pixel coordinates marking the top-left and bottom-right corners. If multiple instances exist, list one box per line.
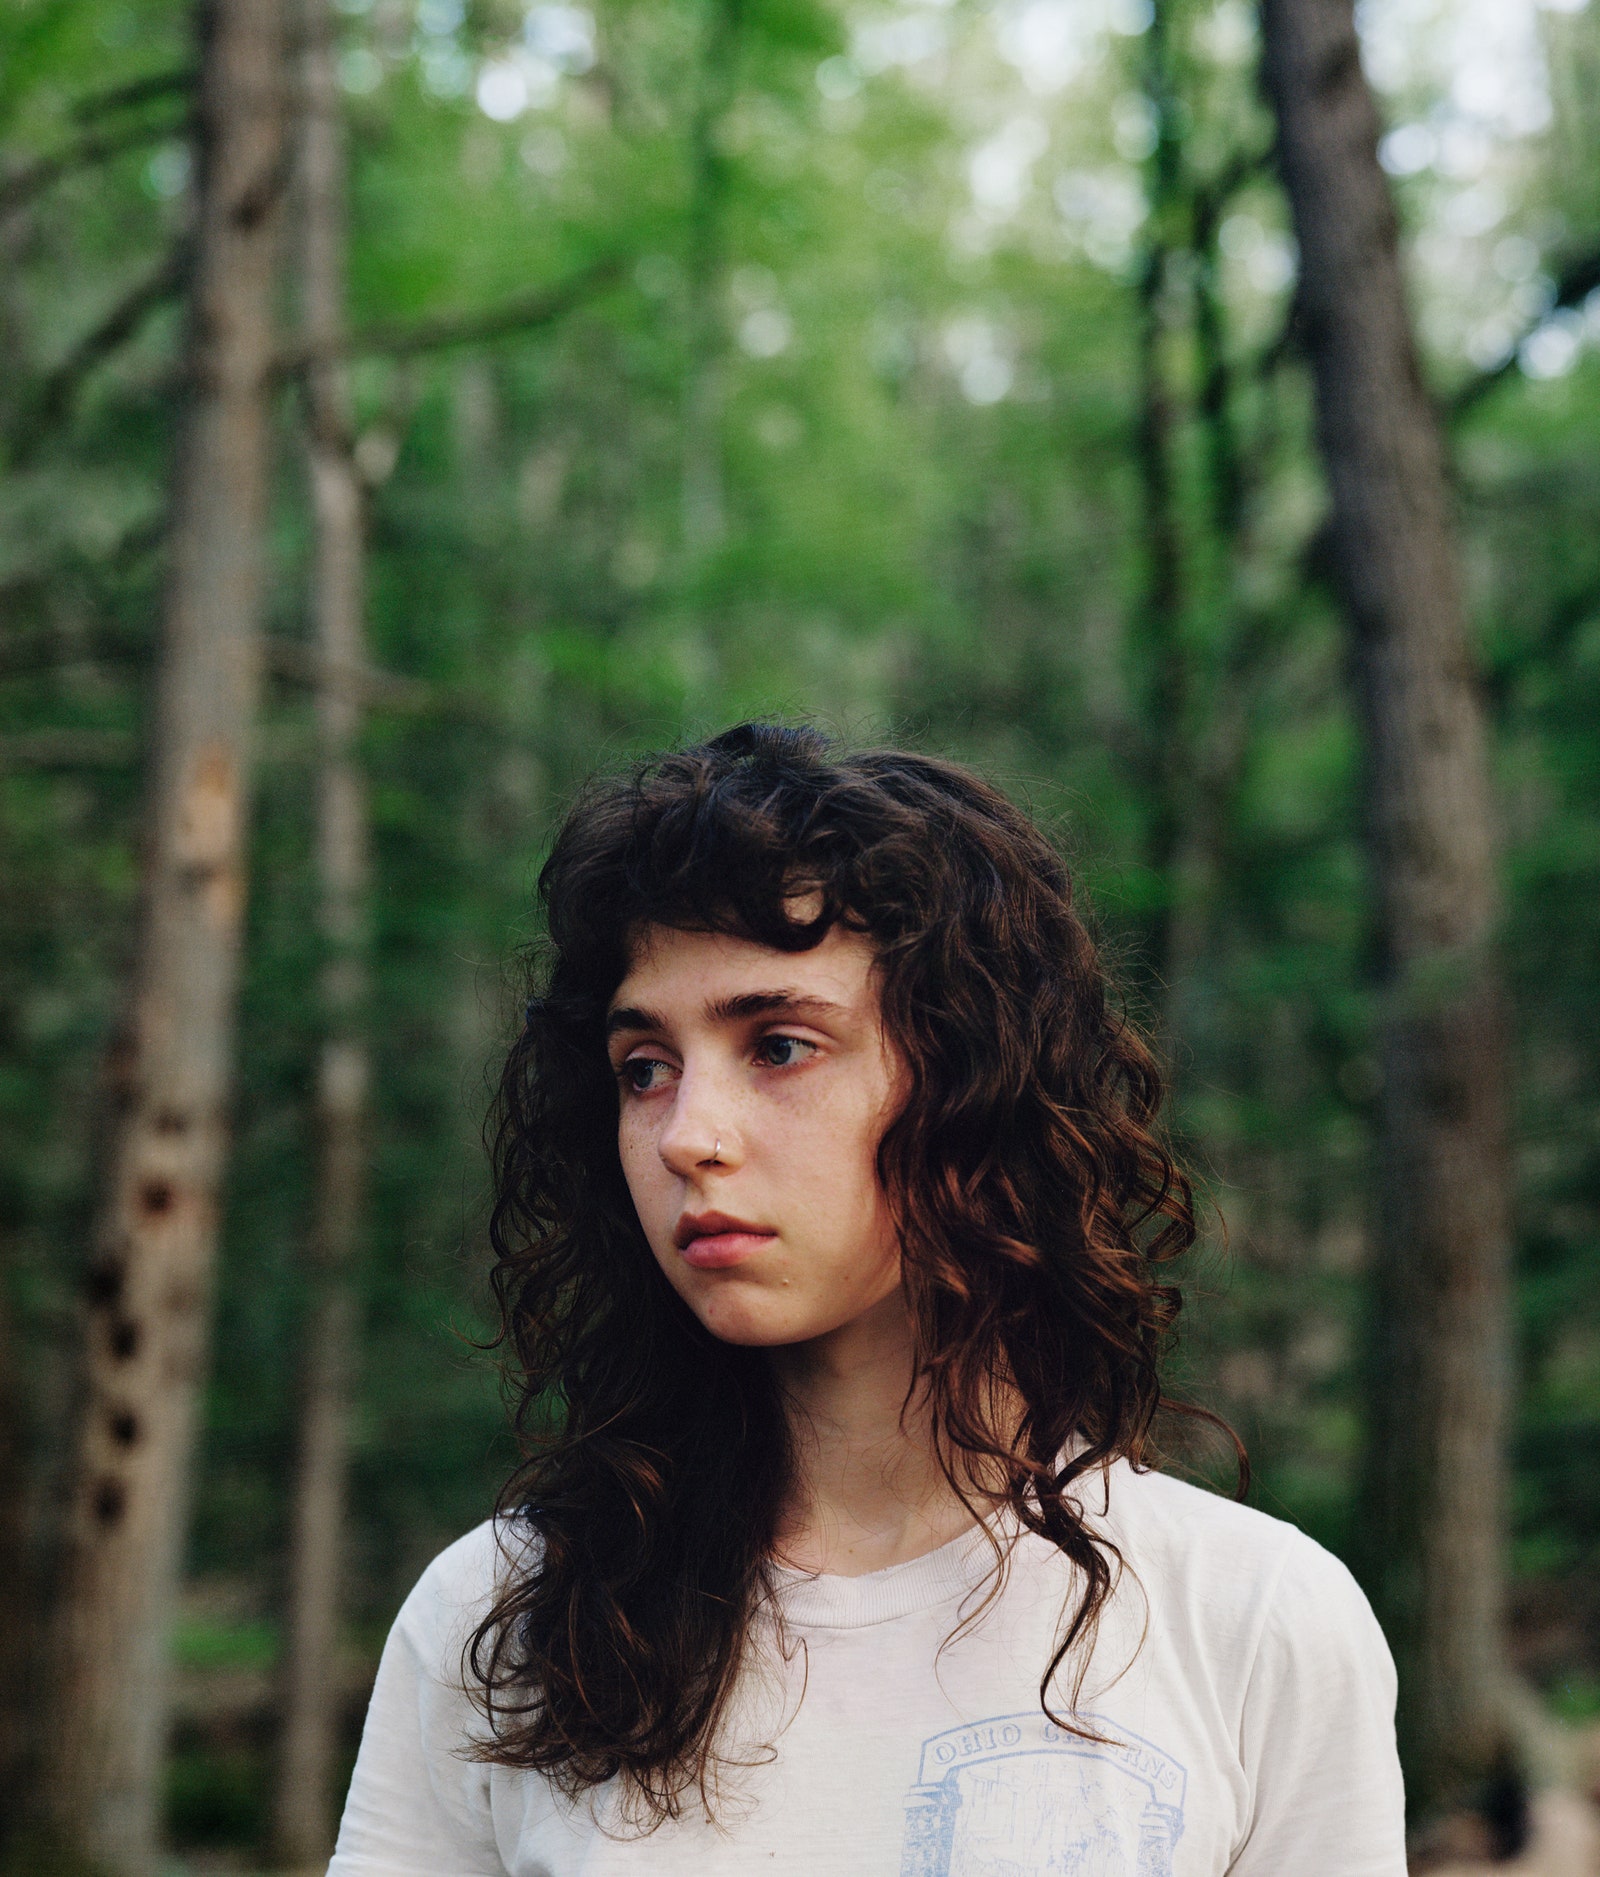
left=329, top=1463, right=1405, bottom=1876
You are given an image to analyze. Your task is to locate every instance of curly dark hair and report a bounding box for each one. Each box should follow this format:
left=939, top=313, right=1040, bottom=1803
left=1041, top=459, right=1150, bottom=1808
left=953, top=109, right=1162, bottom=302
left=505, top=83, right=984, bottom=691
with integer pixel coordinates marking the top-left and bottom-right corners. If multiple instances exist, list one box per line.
left=468, top=721, right=1227, bottom=1823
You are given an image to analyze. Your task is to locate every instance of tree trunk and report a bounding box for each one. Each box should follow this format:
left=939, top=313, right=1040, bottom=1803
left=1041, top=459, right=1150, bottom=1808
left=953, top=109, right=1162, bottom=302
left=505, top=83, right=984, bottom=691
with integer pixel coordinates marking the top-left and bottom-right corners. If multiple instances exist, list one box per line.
left=1129, top=8, right=1277, bottom=1043
left=680, top=0, right=743, bottom=562
left=1258, top=0, right=1515, bottom=1828
left=1191, top=187, right=1244, bottom=549
left=1131, top=0, right=1198, bottom=1025
left=272, top=0, right=371, bottom=1862
left=37, top=0, right=286, bottom=1868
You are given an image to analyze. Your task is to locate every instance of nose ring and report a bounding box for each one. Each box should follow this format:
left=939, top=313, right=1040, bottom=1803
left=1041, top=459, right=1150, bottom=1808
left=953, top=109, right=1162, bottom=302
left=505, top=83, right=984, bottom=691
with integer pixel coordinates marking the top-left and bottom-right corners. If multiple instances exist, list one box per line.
left=713, top=1138, right=722, bottom=1162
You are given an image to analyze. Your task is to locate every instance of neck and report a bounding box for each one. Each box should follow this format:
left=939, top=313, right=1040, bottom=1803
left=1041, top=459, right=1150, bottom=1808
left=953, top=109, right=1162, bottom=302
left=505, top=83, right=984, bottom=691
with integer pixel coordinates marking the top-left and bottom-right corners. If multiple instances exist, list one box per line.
left=767, top=1288, right=978, bottom=1577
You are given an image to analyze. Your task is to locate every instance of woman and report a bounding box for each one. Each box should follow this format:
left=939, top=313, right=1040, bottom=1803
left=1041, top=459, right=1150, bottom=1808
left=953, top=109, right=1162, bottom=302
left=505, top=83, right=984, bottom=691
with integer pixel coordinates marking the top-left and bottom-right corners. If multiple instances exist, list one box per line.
left=329, top=723, right=1405, bottom=1876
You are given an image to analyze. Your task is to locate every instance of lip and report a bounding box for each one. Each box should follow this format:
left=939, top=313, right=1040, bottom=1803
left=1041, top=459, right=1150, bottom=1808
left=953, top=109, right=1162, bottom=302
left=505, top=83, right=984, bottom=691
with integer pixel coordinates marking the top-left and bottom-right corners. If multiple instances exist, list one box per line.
left=674, top=1210, right=777, bottom=1270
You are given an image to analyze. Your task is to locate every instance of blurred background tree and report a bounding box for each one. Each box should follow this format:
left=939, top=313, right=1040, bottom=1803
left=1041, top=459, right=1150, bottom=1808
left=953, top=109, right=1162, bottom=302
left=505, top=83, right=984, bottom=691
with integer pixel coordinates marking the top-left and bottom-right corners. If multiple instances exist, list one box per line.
left=1, top=0, right=1598, bottom=1867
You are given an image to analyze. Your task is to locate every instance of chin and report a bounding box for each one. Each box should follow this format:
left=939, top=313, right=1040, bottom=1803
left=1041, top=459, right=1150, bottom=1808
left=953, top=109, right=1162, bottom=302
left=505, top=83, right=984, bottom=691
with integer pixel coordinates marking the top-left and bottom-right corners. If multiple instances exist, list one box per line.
left=690, top=1294, right=821, bottom=1348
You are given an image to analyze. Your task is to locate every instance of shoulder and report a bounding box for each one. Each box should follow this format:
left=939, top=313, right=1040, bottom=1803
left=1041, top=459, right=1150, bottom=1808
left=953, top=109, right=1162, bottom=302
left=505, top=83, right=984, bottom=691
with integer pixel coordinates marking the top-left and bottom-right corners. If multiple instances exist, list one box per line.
left=391, top=1514, right=542, bottom=1663
left=331, top=1519, right=542, bottom=1873
left=1098, top=1463, right=1389, bottom=1672
left=1101, top=1460, right=1340, bottom=1579
left=1083, top=1473, right=1404, bottom=1867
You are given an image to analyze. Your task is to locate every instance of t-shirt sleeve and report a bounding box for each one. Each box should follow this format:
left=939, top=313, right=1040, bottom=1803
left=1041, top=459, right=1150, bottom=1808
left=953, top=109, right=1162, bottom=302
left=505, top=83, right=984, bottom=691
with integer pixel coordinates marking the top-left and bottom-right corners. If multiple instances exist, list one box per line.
left=327, top=1525, right=512, bottom=1877
left=1228, top=1530, right=1407, bottom=1877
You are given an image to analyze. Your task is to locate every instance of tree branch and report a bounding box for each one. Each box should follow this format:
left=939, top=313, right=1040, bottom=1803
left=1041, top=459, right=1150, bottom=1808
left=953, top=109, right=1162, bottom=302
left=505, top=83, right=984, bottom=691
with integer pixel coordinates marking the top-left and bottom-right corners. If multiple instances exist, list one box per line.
left=1252, top=290, right=1304, bottom=381
left=11, top=242, right=189, bottom=459
left=263, top=637, right=516, bottom=729
left=0, top=729, right=138, bottom=770
left=262, top=637, right=435, bottom=715
left=1190, top=141, right=1275, bottom=245
left=69, top=69, right=193, bottom=124
left=1482, top=571, right=1600, bottom=716
left=278, top=254, right=627, bottom=374
left=0, top=115, right=188, bottom=221
left=1448, top=244, right=1600, bottom=421
left=0, top=638, right=530, bottom=772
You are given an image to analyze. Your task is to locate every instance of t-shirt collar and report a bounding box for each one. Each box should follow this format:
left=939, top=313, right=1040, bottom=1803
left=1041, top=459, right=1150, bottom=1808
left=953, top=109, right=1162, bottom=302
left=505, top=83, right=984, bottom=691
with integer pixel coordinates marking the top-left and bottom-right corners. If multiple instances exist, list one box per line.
left=771, top=1514, right=1012, bottom=1629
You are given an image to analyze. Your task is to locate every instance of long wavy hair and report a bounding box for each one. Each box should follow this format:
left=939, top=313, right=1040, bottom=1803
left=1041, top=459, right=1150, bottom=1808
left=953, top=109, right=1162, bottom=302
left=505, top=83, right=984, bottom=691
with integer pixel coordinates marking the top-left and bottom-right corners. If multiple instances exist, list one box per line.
left=469, top=721, right=1228, bottom=1823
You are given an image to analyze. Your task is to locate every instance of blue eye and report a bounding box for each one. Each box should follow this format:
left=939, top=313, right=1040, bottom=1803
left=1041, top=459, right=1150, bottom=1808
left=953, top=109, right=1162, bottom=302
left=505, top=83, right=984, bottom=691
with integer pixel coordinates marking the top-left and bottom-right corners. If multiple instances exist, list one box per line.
left=622, top=1056, right=673, bottom=1092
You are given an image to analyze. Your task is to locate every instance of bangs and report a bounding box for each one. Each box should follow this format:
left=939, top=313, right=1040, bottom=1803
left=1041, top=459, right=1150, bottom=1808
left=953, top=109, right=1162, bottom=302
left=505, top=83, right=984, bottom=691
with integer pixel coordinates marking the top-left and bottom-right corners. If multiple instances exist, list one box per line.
left=542, top=725, right=906, bottom=990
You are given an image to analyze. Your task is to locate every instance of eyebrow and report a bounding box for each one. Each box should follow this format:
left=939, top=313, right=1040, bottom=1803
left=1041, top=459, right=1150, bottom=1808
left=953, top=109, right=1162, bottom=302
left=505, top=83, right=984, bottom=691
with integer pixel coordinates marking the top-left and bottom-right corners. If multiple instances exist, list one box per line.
left=604, top=989, right=847, bottom=1039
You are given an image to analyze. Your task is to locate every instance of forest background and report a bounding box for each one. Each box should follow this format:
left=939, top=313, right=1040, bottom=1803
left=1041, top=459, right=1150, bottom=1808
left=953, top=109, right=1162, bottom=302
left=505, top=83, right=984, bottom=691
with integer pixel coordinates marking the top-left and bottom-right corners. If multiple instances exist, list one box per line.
left=2, top=0, right=1598, bottom=1868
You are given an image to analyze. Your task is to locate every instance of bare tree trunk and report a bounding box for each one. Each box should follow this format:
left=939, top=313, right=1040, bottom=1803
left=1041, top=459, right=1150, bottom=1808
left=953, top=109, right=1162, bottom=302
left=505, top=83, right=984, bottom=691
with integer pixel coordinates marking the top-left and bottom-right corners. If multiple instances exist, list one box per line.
left=680, top=0, right=743, bottom=562
left=1191, top=186, right=1244, bottom=549
left=272, top=0, right=370, bottom=1862
left=1130, top=0, right=1198, bottom=1029
left=1134, top=0, right=1179, bottom=991
left=38, top=0, right=286, bottom=1869
left=1258, top=0, right=1515, bottom=1829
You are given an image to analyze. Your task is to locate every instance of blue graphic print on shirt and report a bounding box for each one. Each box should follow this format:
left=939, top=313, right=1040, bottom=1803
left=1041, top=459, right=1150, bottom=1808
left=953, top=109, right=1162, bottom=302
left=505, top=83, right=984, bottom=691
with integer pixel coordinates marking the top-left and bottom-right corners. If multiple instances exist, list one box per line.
left=899, top=1711, right=1187, bottom=1877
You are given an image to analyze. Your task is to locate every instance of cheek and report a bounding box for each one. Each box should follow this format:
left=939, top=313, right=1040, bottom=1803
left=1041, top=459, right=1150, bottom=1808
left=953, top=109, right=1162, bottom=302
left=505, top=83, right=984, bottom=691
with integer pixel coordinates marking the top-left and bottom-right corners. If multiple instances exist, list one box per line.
left=616, top=1112, right=664, bottom=1219
left=806, top=1103, right=899, bottom=1272
left=616, top=1106, right=638, bottom=1167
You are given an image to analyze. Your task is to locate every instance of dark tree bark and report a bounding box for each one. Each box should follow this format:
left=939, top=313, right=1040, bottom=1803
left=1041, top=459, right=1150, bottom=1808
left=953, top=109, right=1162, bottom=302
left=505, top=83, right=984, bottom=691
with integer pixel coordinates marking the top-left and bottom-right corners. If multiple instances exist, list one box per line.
left=1132, top=0, right=1190, bottom=1007
left=1191, top=180, right=1246, bottom=547
left=1130, top=0, right=1242, bottom=1042
left=681, top=0, right=743, bottom=561
left=272, top=0, right=370, bottom=1861
left=38, top=0, right=287, bottom=1868
left=1258, top=0, right=1515, bottom=1827
left=276, top=252, right=623, bottom=373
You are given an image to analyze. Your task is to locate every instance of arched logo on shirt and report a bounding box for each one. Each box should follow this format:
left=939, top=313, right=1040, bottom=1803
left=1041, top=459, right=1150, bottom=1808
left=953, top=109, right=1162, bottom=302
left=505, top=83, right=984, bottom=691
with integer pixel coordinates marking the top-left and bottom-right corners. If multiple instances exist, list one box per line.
left=900, top=1711, right=1187, bottom=1877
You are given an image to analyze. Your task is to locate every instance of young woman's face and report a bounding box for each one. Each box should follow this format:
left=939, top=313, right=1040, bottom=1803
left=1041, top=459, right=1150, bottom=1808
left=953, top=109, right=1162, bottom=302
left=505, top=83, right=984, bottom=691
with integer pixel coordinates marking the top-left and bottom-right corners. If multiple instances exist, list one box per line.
left=608, top=922, right=904, bottom=1349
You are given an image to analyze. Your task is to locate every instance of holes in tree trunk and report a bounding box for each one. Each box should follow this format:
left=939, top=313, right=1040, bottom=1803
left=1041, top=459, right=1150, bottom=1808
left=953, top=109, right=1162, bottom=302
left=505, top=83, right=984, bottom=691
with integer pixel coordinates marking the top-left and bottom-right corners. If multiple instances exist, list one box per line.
left=85, top=1256, right=126, bottom=1307
left=154, top=1108, right=189, bottom=1135
left=93, top=1478, right=126, bottom=1525
left=109, top=1318, right=141, bottom=1361
left=109, top=1410, right=140, bottom=1447
left=177, top=860, right=221, bottom=894
left=140, top=1178, right=176, bottom=1216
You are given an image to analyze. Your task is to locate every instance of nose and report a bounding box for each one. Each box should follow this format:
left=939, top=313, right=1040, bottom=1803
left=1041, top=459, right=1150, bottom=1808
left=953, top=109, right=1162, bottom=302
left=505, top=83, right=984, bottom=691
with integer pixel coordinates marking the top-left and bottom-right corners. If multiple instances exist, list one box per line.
left=656, top=1063, right=737, bottom=1178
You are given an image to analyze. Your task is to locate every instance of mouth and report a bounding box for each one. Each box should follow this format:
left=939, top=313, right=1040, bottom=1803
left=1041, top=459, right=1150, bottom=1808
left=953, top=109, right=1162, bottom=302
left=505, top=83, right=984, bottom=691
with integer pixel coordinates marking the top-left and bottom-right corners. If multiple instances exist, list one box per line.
left=674, top=1210, right=777, bottom=1271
